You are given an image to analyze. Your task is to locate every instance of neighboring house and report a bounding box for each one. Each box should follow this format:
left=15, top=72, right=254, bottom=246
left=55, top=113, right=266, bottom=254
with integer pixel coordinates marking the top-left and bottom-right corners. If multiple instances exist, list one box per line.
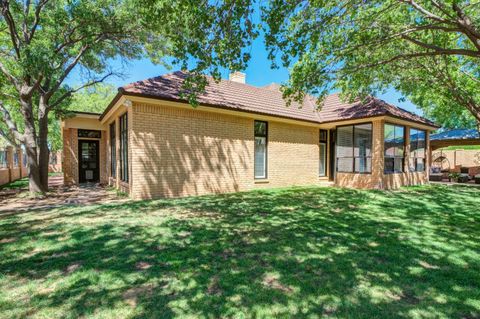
left=61, top=71, right=438, bottom=199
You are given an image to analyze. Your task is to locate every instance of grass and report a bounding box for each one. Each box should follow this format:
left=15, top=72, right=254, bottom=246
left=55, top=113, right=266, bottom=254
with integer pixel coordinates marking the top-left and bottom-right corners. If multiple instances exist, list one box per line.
left=0, top=172, right=62, bottom=190
left=0, top=185, right=479, bottom=318
left=0, top=176, right=29, bottom=190
left=441, top=145, right=480, bottom=150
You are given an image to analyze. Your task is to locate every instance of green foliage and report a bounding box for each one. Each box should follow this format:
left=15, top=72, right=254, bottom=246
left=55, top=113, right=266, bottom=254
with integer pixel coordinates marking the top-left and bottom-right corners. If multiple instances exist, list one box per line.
left=66, top=84, right=116, bottom=114
left=0, top=185, right=479, bottom=317
left=262, top=1, right=480, bottom=127
left=0, top=0, right=258, bottom=190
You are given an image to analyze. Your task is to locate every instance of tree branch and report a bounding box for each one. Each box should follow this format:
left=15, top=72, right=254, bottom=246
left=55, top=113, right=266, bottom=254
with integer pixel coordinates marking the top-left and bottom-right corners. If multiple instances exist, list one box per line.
left=0, top=60, right=20, bottom=90
left=48, top=71, right=116, bottom=109
left=44, top=43, right=91, bottom=101
left=401, top=34, right=480, bottom=57
left=0, top=1, right=21, bottom=58
left=0, top=127, right=17, bottom=146
left=399, top=0, right=447, bottom=23
left=343, top=51, right=459, bottom=71
left=0, top=101, right=24, bottom=143
left=27, top=0, right=49, bottom=43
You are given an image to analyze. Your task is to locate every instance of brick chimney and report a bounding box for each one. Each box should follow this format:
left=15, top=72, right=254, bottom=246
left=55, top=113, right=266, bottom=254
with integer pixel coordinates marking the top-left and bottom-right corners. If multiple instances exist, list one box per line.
left=229, top=71, right=246, bottom=84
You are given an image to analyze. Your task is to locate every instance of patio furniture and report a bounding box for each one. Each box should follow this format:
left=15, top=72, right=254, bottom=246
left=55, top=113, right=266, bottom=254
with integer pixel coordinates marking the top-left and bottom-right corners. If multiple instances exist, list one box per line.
left=458, top=173, right=469, bottom=183
left=429, top=173, right=443, bottom=182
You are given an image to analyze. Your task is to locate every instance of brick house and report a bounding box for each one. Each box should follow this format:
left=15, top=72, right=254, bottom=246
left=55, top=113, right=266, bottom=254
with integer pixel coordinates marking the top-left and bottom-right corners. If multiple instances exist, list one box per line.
left=61, top=71, right=438, bottom=199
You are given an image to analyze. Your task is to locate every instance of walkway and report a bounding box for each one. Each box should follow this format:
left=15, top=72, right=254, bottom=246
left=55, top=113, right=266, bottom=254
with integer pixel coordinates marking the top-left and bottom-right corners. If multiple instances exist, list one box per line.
left=0, top=174, right=125, bottom=214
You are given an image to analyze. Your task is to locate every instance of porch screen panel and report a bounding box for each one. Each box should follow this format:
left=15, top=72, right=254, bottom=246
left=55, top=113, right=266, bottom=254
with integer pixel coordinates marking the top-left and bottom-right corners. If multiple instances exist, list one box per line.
left=384, top=124, right=405, bottom=173
left=336, top=124, right=372, bottom=173
left=254, top=121, right=268, bottom=179
left=410, top=128, right=426, bottom=172
left=319, top=143, right=326, bottom=176
left=119, top=113, right=128, bottom=182
left=353, top=124, right=372, bottom=173
left=110, top=122, right=116, bottom=178
left=319, top=129, right=328, bottom=176
left=336, top=126, right=354, bottom=172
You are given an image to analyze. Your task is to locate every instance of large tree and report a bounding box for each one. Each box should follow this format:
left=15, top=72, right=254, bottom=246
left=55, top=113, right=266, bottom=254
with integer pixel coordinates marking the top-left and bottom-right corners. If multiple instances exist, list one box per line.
left=0, top=0, right=256, bottom=194
left=262, top=0, right=480, bottom=128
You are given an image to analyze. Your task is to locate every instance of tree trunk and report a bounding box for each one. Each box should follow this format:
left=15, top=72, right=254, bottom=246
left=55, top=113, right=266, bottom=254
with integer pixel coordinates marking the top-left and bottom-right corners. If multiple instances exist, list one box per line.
left=20, top=96, right=48, bottom=195
left=23, top=126, right=45, bottom=194
left=37, top=112, right=50, bottom=191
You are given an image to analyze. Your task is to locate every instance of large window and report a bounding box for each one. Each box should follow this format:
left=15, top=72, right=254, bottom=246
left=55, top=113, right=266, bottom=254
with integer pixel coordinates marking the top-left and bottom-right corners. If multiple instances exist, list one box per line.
left=319, top=129, right=328, bottom=176
left=110, top=122, right=116, bottom=178
left=13, top=151, right=19, bottom=167
left=336, top=123, right=372, bottom=173
left=384, top=124, right=405, bottom=173
left=119, top=113, right=128, bottom=182
left=254, top=120, right=267, bottom=179
left=410, top=128, right=426, bottom=172
left=0, top=150, right=6, bottom=168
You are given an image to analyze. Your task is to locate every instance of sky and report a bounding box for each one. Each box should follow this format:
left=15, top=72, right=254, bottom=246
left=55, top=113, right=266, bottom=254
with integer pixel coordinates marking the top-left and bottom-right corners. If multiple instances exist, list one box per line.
left=71, top=33, right=423, bottom=116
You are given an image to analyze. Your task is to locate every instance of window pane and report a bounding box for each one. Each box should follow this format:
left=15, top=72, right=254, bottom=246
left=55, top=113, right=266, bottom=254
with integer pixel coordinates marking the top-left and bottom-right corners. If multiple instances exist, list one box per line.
left=254, top=136, right=266, bottom=178
left=337, top=158, right=353, bottom=173
left=354, top=124, right=372, bottom=157
left=319, top=143, right=326, bottom=176
left=384, top=124, right=395, bottom=156
left=394, top=126, right=404, bottom=156
left=416, top=158, right=425, bottom=172
left=355, top=157, right=371, bottom=173
left=337, top=126, right=353, bottom=157
left=254, top=121, right=267, bottom=136
left=384, top=158, right=394, bottom=173
left=394, top=158, right=403, bottom=173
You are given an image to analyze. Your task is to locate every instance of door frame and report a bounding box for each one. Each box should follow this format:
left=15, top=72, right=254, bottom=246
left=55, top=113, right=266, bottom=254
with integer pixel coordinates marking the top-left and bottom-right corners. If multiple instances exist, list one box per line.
left=329, top=129, right=336, bottom=181
left=78, top=139, right=100, bottom=183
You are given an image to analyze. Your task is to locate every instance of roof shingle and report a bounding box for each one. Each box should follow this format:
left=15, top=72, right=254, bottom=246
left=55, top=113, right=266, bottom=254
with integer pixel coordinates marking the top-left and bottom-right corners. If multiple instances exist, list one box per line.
left=116, top=71, right=437, bottom=127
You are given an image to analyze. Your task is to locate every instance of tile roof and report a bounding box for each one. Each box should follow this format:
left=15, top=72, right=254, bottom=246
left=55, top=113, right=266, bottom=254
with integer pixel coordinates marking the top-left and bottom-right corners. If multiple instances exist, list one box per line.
left=431, top=129, right=480, bottom=141
left=114, top=71, right=437, bottom=127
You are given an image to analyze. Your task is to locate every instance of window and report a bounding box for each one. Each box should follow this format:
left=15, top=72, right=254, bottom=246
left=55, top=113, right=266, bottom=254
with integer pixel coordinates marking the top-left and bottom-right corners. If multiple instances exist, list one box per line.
left=410, top=128, right=426, bottom=172
left=336, top=123, right=372, bottom=173
left=319, top=129, right=328, bottom=176
left=119, top=113, right=128, bottom=182
left=49, top=152, right=57, bottom=165
left=254, top=120, right=267, bottom=179
left=0, top=150, right=6, bottom=168
left=13, top=151, right=19, bottom=167
left=384, top=124, right=405, bottom=173
left=110, top=122, right=116, bottom=178
left=78, top=129, right=101, bottom=138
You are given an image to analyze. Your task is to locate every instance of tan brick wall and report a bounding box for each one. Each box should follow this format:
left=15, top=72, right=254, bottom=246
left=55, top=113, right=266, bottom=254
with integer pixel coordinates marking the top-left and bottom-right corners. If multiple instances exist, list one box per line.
left=63, top=128, right=78, bottom=185
left=0, top=169, right=8, bottom=185
left=129, top=102, right=325, bottom=199
left=62, top=128, right=107, bottom=185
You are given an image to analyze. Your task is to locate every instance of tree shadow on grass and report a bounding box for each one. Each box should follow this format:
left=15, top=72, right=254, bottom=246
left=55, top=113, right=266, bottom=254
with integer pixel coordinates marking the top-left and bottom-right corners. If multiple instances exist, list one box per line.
left=0, top=185, right=479, bottom=318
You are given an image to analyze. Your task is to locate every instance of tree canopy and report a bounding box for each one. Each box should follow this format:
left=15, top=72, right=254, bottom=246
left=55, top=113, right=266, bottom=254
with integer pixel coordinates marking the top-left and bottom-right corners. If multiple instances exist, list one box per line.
left=262, top=0, right=480, bottom=128
left=0, top=0, right=257, bottom=192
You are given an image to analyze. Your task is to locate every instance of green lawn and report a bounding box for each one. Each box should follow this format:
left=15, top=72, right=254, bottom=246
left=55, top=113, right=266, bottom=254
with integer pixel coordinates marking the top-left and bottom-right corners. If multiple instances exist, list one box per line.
left=441, top=145, right=480, bottom=150
left=0, top=172, right=62, bottom=190
left=1, top=185, right=479, bottom=318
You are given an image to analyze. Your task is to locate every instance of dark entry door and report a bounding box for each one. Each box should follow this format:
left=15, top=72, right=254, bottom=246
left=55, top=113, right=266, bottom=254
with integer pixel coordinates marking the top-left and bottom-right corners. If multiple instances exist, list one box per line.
left=79, top=140, right=100, bottom=183
left=329, top=130, right=336, bottom=181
